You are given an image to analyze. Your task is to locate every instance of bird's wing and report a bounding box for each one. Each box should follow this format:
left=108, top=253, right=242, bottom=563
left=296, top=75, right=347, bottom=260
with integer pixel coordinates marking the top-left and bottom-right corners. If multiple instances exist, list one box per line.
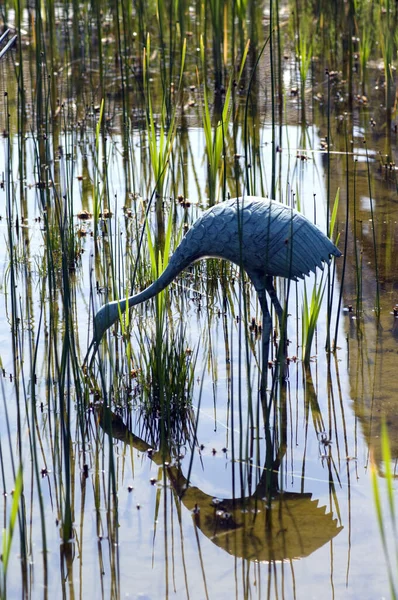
left=167, top=197, right=339, bottom=281
left=233, top=199, right=339, bottom=280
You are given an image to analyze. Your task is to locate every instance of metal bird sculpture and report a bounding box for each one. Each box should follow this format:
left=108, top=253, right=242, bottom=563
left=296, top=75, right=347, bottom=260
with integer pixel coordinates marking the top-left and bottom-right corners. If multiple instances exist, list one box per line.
left=85, top=196, right=340, bottom=366
left=0, top=29, right=17, bottom=60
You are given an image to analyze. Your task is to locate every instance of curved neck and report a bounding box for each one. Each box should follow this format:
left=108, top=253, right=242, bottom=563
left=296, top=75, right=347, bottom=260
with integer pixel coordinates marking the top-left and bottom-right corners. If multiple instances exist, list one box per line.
left=127, top=256, right=189, bottom=310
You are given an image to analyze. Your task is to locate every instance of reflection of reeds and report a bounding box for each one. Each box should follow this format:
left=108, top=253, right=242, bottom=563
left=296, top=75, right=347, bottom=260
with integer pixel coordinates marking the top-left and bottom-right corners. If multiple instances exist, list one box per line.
left=365, top=139, right=380, bottom=317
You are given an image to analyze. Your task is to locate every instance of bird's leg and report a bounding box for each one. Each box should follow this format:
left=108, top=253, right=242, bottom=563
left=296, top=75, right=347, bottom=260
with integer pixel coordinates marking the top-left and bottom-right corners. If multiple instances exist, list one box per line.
left=257, top=287, right=272, bottom=400
left=265, top=276, right=283, bottom=323
left=265, top=276, right=287, bottom=378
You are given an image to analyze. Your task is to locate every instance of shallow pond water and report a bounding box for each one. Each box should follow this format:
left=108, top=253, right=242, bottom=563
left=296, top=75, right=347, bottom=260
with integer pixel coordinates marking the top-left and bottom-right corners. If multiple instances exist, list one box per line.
left=0, top=3, right=398, bottom=599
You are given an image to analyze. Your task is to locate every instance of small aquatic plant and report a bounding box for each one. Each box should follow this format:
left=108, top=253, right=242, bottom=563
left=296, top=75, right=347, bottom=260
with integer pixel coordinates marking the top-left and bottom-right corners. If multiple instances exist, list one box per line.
left=302, top=188, right=340, bottom=363
left=302, top=273, right=326, bottom=365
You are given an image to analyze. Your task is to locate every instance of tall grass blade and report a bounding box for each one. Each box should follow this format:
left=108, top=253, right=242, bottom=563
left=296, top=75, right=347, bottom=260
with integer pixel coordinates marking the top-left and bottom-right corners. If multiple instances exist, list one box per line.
left=1, top=465, right=23, bottom=595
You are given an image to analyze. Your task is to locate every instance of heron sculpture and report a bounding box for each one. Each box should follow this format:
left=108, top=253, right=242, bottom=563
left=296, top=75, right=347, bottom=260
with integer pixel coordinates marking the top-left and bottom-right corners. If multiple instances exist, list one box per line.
left=85, top=196, right=340, bottom=367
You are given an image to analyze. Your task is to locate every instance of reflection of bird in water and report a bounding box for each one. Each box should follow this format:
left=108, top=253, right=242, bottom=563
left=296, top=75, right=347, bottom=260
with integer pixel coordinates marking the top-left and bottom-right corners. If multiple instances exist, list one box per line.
left=86, top=196, right=340, bottom=364
left=98, top=406, right=343, bottom=563
left=169, top=469, right=343, bottom=562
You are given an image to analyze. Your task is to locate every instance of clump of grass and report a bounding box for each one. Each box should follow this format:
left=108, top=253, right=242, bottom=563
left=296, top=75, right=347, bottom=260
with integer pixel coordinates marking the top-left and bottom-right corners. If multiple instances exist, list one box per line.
left=302, top=274, right=326, bottom=365
left=295, top=11, right=313, bottom=123
left=199, top=36, right=249, bottom=203
left=136, top=324, right=198, bottom=441
left=123, top=203, right=197, bottom=436
left=144, top=34, right=186, bottom=196
left=143, top=33, right=186, bottom=244
left=302, top=189, right=339, bottom=364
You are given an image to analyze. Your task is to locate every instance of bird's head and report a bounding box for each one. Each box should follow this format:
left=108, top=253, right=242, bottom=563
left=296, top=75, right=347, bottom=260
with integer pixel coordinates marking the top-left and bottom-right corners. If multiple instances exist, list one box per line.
left=83, top=300, right=124, bottom=368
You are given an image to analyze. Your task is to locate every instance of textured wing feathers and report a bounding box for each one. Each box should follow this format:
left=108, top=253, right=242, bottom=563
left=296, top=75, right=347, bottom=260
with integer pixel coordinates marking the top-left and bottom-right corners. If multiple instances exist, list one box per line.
left=166, top=196, right=340, bottom=284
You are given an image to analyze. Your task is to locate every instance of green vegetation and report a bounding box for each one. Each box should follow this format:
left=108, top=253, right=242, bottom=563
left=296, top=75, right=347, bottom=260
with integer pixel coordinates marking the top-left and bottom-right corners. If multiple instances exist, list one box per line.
left=372, top=422, right=398, bottom=599
left=0, top=0, right=396, bottom=597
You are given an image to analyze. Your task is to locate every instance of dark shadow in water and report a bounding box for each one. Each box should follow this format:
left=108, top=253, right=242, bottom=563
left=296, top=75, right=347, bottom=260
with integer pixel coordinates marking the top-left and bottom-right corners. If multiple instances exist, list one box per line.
left=97, top=398, right=343, bottom=563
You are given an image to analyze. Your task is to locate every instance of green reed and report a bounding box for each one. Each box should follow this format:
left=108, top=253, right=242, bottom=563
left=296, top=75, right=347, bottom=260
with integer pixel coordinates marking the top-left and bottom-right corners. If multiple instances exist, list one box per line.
left=144, top=33, right=186, bottom=197
left=205, top=0, right=225, bottom=90
left=301, top=188, right=339, bottom=364
left=332, top=125, right=350, bottom=350
left=371, top=421, right=398, bottom=599
left=233, top=0, right=249, bottom=59
left=156, top=0, right=186, bottom=120
left=199, top=36, right=249, bottom=202
left=114, top=0, right=133, bottom=128
left=357, top=1, right=374, bottom=95
left=352, top=159, right=363, bottom=315
left=378, top=0, right=395, bottom=133
left=242, top=35, right=270, bottom=198
left=269, top=0, right=278, bottom=200
left=295, top=9, right=313, bottom=123
left=302, top=275, right=326, bottom=365
left=143, top=33, right=186, bottom=247
left=136, top=321, right=198, bottom=440
left=93, top=99, right=105, bottom=237
left=0, top=466, right=23, bottom=598
left=364, top=138, right=380, bottom=316
left=146, top=200, right=176, bottom=320
left=3, top=98, right=50, bottom=590
left=46, top=168, right=86, bottom=544
left=324, top=66, right=332, bottom=353
left=44, top=0, right=58, bottom=106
